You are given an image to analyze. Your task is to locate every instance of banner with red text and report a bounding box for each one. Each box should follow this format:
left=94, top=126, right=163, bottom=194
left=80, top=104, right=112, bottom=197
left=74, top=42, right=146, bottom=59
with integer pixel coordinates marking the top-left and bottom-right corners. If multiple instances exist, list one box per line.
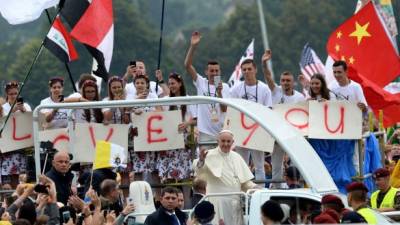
left=132, top=110, right=185, bottom=152
left=38, top=128, right=70, bottom=152
left=308, top=101, right=362, bottom=139
left=0, top=112, right=33, bottom=153
left=272, top=102, right=309, bottom=136
left=224, top=109, right=275, bottom=152
left=73, top=123, right=129, bottom=162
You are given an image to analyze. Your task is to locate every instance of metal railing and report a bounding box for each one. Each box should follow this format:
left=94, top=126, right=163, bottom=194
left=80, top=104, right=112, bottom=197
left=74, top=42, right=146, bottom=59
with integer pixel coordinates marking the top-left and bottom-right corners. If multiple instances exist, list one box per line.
left=32, top=96, right=337, bottom=194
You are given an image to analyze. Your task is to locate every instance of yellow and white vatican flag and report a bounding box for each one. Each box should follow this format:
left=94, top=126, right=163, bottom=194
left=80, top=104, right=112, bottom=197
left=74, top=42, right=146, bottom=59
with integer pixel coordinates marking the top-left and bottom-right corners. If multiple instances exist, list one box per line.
left=93, top=140, right=127, bottom=170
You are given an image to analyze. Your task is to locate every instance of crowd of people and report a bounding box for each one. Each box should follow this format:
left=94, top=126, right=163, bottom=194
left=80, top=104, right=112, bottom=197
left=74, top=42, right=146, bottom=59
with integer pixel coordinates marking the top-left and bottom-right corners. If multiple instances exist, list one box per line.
left=0, top=31, right=400, bottom=225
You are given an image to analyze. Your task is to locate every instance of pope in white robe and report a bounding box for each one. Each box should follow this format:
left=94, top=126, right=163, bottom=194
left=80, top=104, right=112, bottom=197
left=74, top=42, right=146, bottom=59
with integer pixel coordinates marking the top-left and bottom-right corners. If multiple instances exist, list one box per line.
left=193, top=130, right=257, bottom=225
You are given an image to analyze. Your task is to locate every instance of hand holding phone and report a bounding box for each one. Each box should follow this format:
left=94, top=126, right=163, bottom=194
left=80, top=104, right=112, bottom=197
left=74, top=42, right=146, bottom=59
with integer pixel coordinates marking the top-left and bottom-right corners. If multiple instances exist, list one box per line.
left=214, top=76, right=221, bottom=86
left=126, top=197, right=134, bottom=205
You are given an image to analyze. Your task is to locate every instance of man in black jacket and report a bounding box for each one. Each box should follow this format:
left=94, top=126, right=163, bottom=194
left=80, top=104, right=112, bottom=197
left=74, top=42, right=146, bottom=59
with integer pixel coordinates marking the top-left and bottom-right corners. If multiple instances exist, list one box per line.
left=45, top=151, right=74, bottom=205
left=145, top=187, right=187, bottom=225
left=191, top=178, right=206, bottom=208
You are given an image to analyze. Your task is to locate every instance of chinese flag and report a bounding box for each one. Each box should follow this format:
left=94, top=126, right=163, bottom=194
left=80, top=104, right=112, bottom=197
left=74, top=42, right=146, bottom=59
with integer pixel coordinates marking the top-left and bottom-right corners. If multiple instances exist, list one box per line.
left=327, top=2, right=400, bottom=127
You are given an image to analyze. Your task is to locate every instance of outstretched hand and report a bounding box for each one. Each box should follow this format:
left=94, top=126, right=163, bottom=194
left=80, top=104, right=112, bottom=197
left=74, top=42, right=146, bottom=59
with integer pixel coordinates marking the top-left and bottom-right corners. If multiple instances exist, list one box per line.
left=191, top=31, right=201, bottom=46
left=261, top=50, right=272, bottom=64
left=199, top=148, right=208, bottom=162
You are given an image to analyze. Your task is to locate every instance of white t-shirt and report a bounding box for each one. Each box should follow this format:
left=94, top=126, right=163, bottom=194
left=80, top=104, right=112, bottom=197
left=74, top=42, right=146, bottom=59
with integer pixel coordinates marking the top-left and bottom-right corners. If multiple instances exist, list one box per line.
left=195, top=74, right=230, bottom=136
left=40, top=97, right=68, bottom=129
left=68, top=92, right=82, bottom=98
left=101, top=97, right=126, bottom=124
left=132, top=92, right=159, bottom=113
left=329, top=80, right=368, bottom=105
left=126, top=81, right=163, bottom=99
left=271, top=86, right=306, bottom=105
left=2, top=102, right=32, bottom=115
left=74, top=109, right=99, bottom=123
left=162, top=95, right=198, bottom=121
left=229, top=81, right=272, bottom=107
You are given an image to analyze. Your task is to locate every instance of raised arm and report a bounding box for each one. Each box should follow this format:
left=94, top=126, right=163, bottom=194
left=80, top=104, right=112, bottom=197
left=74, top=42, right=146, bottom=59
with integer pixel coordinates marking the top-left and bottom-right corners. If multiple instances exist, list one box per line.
left=155, top=69, right=169, bottom=97
left=184, top=31, right=201, bottom=82
left=261, top=50, right=276, bottom=92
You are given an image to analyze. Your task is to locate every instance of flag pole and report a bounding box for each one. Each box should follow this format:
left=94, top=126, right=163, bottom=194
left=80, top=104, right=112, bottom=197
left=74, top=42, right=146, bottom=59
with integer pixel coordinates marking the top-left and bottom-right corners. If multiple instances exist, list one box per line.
left=155, top=0, right=166, bottom=93
left=0, top=7, right=63, bottom=136
left=0, top=36, right=48, bottom=137
left=45, top=9, right=77, bottom=92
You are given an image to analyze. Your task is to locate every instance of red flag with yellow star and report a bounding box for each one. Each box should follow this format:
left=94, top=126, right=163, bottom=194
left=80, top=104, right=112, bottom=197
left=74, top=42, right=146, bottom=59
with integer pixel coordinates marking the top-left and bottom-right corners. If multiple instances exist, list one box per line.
left=327, top=1, right=400, bottom=87
left=327, top=1, right=400, bottom=127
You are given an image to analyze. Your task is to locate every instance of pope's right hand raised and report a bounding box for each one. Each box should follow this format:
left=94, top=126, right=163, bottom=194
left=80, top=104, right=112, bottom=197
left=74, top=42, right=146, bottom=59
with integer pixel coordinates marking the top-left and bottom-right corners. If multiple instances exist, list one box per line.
left=199, top=148, right=208, bottom=162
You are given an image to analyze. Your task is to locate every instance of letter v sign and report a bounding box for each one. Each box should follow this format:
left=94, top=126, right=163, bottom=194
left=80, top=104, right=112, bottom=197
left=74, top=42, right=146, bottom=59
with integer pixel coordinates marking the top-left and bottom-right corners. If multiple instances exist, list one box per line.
left=89, top=125, right=114, bottom=148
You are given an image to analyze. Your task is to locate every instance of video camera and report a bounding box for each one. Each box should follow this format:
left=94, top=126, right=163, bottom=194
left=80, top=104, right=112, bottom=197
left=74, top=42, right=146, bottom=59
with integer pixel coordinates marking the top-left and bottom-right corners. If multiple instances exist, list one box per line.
left=39, top=141, right=57, bottom=154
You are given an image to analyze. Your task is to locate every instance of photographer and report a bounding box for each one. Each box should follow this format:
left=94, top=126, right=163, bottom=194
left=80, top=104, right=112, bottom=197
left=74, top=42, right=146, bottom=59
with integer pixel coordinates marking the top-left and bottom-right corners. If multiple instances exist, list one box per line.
left=45, top=151, right=73, bottom=205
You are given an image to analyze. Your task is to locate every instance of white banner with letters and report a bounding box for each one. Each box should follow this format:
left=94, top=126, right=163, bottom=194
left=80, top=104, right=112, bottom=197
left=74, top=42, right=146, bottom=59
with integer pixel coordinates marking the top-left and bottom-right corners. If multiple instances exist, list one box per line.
left=73, top=123, right=129, bottom=162
left=38, top=128, right=69, bottom=152
left=224, top=108, right=275, bottom=153
left=273, top=102, right=309, bottom=136
left=0, top=112, right=33, bottom=153
left=132, top=110, right=185, bottom=152
left=308, top=101, right=362, bottom=139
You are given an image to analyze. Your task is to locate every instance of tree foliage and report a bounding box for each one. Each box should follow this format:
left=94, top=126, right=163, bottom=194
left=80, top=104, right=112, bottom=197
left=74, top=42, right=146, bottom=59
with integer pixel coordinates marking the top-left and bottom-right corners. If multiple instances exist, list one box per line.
left=1, top=0, right=395, bottom=106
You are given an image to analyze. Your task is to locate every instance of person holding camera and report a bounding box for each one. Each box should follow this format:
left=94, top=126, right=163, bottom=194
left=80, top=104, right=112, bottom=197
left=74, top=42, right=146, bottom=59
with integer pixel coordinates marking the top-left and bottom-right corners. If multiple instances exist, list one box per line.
left=45, top=151, right=74, bottom=205
left=40, top=77, right=68, bottom=129
left=2, top=81, right=31, bottom=115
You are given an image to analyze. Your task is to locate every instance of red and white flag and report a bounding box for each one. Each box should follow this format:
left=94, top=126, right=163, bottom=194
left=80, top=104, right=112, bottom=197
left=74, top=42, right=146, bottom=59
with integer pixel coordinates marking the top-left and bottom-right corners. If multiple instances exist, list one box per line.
left=228, top=39, right=254, bottom=87
left=60, top=0, right=113, bottom=81
left=44, top=16, right=78, bottom=62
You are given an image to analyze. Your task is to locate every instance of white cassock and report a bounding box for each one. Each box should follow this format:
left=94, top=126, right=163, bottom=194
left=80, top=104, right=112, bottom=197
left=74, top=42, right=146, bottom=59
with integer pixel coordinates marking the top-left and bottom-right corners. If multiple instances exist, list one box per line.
left=193, top=147, right=256, bottom=225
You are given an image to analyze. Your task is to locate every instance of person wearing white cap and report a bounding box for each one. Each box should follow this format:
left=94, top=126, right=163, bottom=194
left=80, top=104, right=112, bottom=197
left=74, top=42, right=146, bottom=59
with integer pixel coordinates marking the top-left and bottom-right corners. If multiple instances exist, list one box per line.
left=193, top=130, right=257, bottom=225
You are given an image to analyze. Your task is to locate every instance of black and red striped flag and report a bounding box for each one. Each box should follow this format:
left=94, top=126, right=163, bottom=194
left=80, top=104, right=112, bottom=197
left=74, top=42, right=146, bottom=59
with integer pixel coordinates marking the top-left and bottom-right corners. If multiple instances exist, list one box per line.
left=44, top=15, right=78, bottom=62
left=60, top=0, right=113, bottom=81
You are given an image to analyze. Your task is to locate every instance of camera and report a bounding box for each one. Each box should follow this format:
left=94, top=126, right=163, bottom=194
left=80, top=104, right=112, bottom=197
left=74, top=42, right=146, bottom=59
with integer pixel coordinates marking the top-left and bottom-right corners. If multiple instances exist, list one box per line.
left=39, top=141, right=57, bottom=154
left=130, top=61, right=136, bottom=67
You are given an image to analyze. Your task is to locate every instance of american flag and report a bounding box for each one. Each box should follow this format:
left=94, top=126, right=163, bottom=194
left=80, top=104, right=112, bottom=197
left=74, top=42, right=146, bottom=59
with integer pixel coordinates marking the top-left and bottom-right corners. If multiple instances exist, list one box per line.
left=299, top=43, right=325, bottom=80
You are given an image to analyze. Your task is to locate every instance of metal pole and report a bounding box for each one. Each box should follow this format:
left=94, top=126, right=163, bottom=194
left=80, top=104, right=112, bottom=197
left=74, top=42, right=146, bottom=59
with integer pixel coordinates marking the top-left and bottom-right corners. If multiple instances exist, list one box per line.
left=155, top=0, right=166, bottom=93
left=256, top=0, right=274, bottom=80
left=0, top=45, right=45, bottom=137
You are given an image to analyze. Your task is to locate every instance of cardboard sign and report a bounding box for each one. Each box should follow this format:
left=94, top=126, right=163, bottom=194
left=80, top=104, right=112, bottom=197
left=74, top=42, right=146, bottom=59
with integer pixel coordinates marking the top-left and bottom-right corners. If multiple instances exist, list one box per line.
left=73, top=123, right=130, bottom=162
left=0, top=112, right=33, bottom=153
left=308, top=101, right=362, bottom=139
left=38, top=128, right=70, bottom=152
left=224, top=108, right=275, bottom=153
left=273, top=102, right=309, bottom=136
left=132, top=110, right=185, bottom=152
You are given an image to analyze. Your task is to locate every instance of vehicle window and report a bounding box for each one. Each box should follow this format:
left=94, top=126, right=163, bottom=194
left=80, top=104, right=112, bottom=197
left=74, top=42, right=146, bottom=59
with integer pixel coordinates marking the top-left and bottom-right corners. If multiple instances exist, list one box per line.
left=270, top=196, right=321, bottom=224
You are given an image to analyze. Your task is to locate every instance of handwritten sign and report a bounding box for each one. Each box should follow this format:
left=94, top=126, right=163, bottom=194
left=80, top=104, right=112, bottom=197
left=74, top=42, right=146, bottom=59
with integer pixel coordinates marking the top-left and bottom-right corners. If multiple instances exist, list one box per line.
left=73, top=123, right=129, bottom=162
left=0, top=112, right=33, bottom=153
left=224, top=109, right=275, bottom=153
left=308, top=101, right=362, bottom=139
left=38, top=128, right=70, bottom=152
left=273, top=102, right=309, bottom=136
left=132, top=110, right=185, bottom=152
